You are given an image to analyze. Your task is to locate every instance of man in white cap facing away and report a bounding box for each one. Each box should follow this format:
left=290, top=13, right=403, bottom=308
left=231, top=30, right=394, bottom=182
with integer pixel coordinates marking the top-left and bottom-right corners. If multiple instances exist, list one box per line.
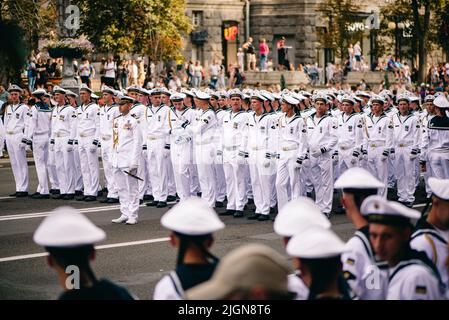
left=76, top=84, right=100, bottom=202
left=3, top=84, right=29, bottom=197
left=334, top=167, right=386, bottom=299
left=420, top=95, right=449, bottom=181
left=286, top=226, right=353, bottom=300
left=274, top=197, right=332, bottom=299
left=153, top=197, right=225, bottom=300
left=186, top=243, right=294, bottom=300
left=361, top=195, right=446, bottom=299
left=33, top=206, right=134, bottom=300
left=110, top=96, right=143, bottom=225
left=411, top=177, right=449, bottom=296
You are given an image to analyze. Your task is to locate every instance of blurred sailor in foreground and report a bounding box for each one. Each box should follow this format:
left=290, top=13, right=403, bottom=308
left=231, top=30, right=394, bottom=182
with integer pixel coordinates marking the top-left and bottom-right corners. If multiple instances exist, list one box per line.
left=33, top=206, right=135, bottom=300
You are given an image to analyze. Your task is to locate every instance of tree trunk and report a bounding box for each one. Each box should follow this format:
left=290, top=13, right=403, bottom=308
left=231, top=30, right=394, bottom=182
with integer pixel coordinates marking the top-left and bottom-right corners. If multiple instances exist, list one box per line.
left=411, top=0, right=431, bottom=84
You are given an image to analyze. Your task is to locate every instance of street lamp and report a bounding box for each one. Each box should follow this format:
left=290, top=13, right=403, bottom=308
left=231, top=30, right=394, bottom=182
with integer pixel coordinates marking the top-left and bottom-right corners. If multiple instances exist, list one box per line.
left=388, top=20, right=404, bottom=60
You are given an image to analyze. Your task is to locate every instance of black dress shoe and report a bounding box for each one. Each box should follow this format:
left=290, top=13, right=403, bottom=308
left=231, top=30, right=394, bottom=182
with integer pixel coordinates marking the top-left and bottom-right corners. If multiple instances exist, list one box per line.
left=233, top=210, right=244, bottom=218
left=270, top=207, right=278, bottom=214
left=63, top=194, right=75, bottom=200
left=53, top=194, right=65, bottom=200
left=84, top=196, right=97, bottom=202
left=139, top=199, right=143, bottom=205
left=247, top=213, right=261, bottom=220
left=197, top=192, right=202, bottom=197
left=75, top=195, right=86, bottom=201
left=75, top=190, right=83, bottom=196
left=30, top=192, right=40, bottom=197
left=16, top=192, right=29, bottom=198
left=257, top=214, right=270, bottom=221
left=220, top=210, right=234, bottom=216
left=167, top=195, right=177, bottom=202
left=9, top=192, right=17, bottom=197
left=146, top=200, right=158, bottom=207
left=106, top=198, right=119, bottom=204
left=156, top=201, right=167, bottom=208
left=32, top=193, right=50, bottom=199
left=143, top=194, right=154, bottom=201
left=99, top=197, right=109, bottom=203
left=215, top=201, right=224, bottom=208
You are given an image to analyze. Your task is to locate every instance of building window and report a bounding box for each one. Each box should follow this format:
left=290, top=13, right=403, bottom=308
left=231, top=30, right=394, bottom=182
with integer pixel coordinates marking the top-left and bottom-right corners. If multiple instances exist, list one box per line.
left=192, top=11, right=203, bottom=27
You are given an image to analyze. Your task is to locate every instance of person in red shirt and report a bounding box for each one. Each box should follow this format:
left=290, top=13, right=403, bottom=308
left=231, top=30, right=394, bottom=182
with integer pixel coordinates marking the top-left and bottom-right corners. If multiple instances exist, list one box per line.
left=259, top=38, right=269, bottom=71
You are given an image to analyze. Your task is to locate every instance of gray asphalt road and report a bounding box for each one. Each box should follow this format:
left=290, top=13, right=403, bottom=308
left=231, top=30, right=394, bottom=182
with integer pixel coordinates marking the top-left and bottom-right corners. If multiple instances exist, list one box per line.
left=0, top=164, right=426, bottom=300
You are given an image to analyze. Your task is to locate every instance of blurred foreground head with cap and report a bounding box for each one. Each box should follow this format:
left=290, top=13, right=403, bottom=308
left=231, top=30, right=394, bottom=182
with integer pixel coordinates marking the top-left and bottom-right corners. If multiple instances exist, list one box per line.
left=153, top=198, right=225, bottom=300
left=33, top=206, right=134, bottom=300
left=186, top=243, right=293, bottom=300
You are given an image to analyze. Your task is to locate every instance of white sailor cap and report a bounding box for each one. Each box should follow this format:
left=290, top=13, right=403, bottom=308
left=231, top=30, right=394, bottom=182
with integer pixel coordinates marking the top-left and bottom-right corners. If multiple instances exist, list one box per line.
left=251, top=91, right=267, bottom=102
left=118, top=96, right=135, bottom=104
left=424, top=95, right=435, bottom=102
left=396, top=94, right=410, bottom=103
left=282, top=95, right=299, bottom=106
left=92, top=93, right=100, bottom=100
left=79, top=83, right=93, bottom=94
left=334, top=167, right=384, bottom=190
left=138, top=87, right=151, bottom=95
left=126, top=85, right=141, bottom=93
left=65, top=90, right=78, bottom=98
left=228, top=89, right=243, bottom=99
left=433, top=95, right=449, bottom=109
left=53, top=85, right=66, bottom=94
left=409, top=96, right=421, bottom=103
left=356, top=91, right=371, bottom=99
left=274, top=197, right=331, bottom=237
left=353, top=96, right=363, bottom=103
left=7, top=84, right=23, bottom=93
left=290, top=92, right=305, bottom=102
left=33, top=206, right=106, bottom=247
left=370, top=95, right=386, bottom=105
left=260, top=91, right=274, bottom=102
left=299, top=90, right=312, bottom=98
left=195, top=90, right=211, bottom=100
left=271, top=92, right=282, bottom=100
left=181, top=88, right=195, bottom=97
left=313, top=93, right=329, bottom=103
left=341, top=94, right=356, bottom=105
left=428, top=177, right=449, bottom=200
left=159, top=87, right=171, bottom=96
left=209, top=91, right=220, bottom=100
left=361, top=195, right=420, bottom=226
left=286, top=225, right=347, bottom=259
left=170, top=92, right=186, bottom=101
left=101, top=85, right=115, bottom=94
left=31, top=88, right=47, bottom=96
left=161, top=198, right=225, bottom=235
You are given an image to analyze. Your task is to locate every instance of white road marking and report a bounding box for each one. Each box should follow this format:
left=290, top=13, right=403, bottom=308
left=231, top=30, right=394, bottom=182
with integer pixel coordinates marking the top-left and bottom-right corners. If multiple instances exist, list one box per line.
left=0, top=237, right=170, bottom=263
left=0, top=202, right=178, bottom=222
left=0, top=196, right=14, bottom=200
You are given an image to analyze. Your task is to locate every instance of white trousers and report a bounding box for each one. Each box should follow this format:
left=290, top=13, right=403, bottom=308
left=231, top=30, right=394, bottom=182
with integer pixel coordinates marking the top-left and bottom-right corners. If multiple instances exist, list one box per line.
left=170, top=143, right=194, bottom=201
left=367, top=146, right=388, bottom=197
left=54, top=137, right=75, bottom=194
left=32, top=134, right=49, bottom=194
left=5, top=133, right=28, bottom=192
left=147, top=139, right=169, bottom=202
left=138, top=148, right=149, bottom=200
left=214, top=160, right=227, bottom=202
left=223, top=151, right=247, bottom=211
left=113, top=167, right=139, bottom=220
left=195, top=143, right=217, bottom=207
left=47, top=145, right=59, bottom=190
left=248, top=150, right=276, bottom=216
left=78, top=137, right=100, bottom=196
left=308, top=153, right=333, bottom=214
left=101, top=139, right=119, bottom=199
left=73, top=143, right=83, bottom=191
left=428, top=151, right=449, bottom=180
left=276, top=152, right=301, bottom=212
left=394, top=146, right=416, bottom=203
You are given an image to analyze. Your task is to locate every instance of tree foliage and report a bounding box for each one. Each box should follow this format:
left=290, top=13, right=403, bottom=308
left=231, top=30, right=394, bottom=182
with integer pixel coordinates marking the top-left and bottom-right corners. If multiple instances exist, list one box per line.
left=317, top=0, right=363, bottom=62
left=74, top=0, right=192, bottom=63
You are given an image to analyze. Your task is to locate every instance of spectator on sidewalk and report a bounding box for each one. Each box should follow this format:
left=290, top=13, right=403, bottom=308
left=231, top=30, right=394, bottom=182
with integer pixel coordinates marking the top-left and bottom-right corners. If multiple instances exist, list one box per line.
left=237, top=48, right=244, bottom=70
left=242, top=37, right=256, bottom=71
left=103, top=56, right=116, bottom=87
left=193, top=61, right=203, bottom=88
left=78, top=57, right=93, bottom=88
left=209, top=60, right=220, bottom=89
left=353, top=41, right=362, bottom=71
left=168, top=74, right=182, bottom=91
left=259, top=38, right=269, bottom=71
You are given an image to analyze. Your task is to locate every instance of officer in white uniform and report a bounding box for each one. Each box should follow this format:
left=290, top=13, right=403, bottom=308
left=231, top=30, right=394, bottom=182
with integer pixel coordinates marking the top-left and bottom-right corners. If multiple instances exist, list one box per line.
left=362, top=95, right=394, bottom=197
left=243, top=92, right=276, bottom=221
left=4, top=85, right=29, bottom=197
left=33, top=206, right=134, bottom=300
left=361, top=195, right=446, bottom=299
left=111, top=96, right=143, bottom=225
left=286, top=226, right=353, bottom=300
left=143, top=88, right=171, bottom=208
left=153, top=198, right=225, bottom=300
left=391, top=95, right=422, bottom=207
left=411, top=177, right=449, bottom=297
left=274, top=197, right=332, bottom=300
left=65, top=90, right=84, bottom=196
left=99, top=86, right=121, bottom=203
left=50, top=86, right=76, bottom=200
left=0, top=116, right=5, bottom=158
left=76, top=84, right=100, bottom=201
left=420, top=95, right=449, bottom=181
left=167, top=93, right=196, bottom=201
left=184, top=91, right=218, bottom=208
left=304, top=94, right=338, bottom=217
left=25, top=89, right=52, bottom=199
left=221, top=89, right=249, bottom=217
left=334, top=167, right=386, bottom=299
left=275, top=95, right=308, bottom=211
